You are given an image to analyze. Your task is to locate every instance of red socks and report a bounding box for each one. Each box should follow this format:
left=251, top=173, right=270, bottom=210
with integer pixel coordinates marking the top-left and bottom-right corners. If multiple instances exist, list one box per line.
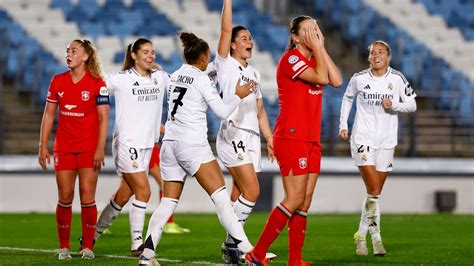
left=81, top=201, right=97, bottom=250
left=252, top=203, right=292, bottom=260
left=56, top=201, right=72, bottom=249
left=160, top=191, right=174, bottom=224
left=288, top=210, right=308, bottom=266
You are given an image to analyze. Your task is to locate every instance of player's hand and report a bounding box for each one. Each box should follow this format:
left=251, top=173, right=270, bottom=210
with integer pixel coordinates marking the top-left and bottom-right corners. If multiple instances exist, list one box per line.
left=339, top=129, right=349, bottom=140
left=382, top=98, right=393, bottom=110
left=235, top=80, right=256, bottom=99
left=303, top=26, right=322, bottom=51
left=93, top=149, right=105, bottom=172
left=266, top=136, right=275, bottom=163
left=314, top=22, right=325, bottom=47
left=38, top=146, right=51, bottom=171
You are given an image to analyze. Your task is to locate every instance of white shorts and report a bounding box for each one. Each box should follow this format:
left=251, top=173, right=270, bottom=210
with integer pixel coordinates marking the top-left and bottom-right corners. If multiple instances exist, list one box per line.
left=216, top=125, right=262, bottom=172
left=160, top=140, right=215, bottom=182
left=112, top=140, right=152, bottom=177
left=350, top=141, right=394, bottom=172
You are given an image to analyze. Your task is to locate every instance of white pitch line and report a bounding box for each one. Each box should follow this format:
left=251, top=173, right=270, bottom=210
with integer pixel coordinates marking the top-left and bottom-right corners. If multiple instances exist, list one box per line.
left=0, top=246, right=221, bottom=265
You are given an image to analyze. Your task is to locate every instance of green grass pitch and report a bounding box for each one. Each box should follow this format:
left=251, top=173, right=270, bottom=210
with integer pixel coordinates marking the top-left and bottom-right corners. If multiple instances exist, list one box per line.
left=0, top=212, right=472, bottom=265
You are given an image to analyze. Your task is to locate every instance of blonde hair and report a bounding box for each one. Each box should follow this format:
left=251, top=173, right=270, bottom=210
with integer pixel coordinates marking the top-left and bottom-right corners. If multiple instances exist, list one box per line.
left=72, top=38, right=102, bottom=78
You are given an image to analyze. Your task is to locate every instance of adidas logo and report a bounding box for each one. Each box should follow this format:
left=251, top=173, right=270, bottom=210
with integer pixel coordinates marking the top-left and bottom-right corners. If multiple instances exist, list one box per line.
left=132, top=81, right=140, bottom=86
left=364, top=84, right=371, bottom=90
left=388, top=163, right=393, bottom=168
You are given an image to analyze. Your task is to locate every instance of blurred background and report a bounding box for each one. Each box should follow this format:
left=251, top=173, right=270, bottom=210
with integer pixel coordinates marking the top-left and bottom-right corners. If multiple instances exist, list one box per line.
left=0, top=0, right=472, bottom=214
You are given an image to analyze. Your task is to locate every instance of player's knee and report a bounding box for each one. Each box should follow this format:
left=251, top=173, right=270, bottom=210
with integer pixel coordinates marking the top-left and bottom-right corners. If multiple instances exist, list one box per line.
left=241, top=188, right=259, bottom=202
left=135, top=189, right=151, bottom=202
left=58, top=189, right=74, bottom=203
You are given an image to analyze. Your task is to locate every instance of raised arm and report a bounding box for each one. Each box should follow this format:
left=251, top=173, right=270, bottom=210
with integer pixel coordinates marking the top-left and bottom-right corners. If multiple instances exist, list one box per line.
left=298, top=26, right=329, bottom=85
left=317, top=24, right=343, bottom=88
left=217, top=0, right=233, bottom=58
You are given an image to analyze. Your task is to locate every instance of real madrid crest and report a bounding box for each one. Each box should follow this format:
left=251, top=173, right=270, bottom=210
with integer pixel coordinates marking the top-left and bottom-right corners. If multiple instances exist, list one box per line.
left=237, top=153, right=244, bottom=161
left=387, top=83, right=393, bottom=90
left=132, top=161, right=139, bottom=169
left=154, top=78, right=158, bottom=85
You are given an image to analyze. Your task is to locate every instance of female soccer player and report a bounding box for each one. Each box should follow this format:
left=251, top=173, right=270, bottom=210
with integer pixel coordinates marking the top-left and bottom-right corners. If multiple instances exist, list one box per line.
left=339, top=40, right=417, bottom=256
left=138, top=32, right=255, bottom=266
left=93, top=38, right=167, bottom=256
left=215, top=0, right=275, bottom=262
left=38, top=39, right=109, bottom=260
left=245, top=16, right=343, bottom=266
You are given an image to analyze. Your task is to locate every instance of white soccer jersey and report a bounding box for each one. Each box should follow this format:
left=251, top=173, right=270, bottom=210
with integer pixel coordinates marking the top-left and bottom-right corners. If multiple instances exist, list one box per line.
left=105, top=68, right=167, bottom=149
left=214, top=53, right=262, bottom=133
left=163, top=64, right=241, bottom=144
left=339, top=67, right=417, bottom=149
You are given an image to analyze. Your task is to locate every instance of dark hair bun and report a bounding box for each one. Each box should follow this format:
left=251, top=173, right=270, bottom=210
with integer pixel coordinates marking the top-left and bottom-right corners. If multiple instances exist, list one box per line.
left=179, top=32, right=199, bottom=49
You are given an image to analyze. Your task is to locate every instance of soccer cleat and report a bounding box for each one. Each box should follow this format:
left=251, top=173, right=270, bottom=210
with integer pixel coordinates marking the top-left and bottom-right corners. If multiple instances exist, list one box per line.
left=301, top=260, right=312, bottom=266
left=138, top=255, right=160, bottom=266
left=80, top=248, right=95, bottom=260
left=353, top=232, right=368, bottom=256
left=372, top=240, right=386, bottom=256
left=131, top=243, right=145, bottom=257
left=163, top=222, right=191, bottom=234
left=221, top=242, right=241, bottom=264
left=56, top=248, right=72, bottom=260
left=244, top=252, right=268, bottom=266
left=78, top=236, right=95, bottom=251
left=240, top=252, right=277, bottom=263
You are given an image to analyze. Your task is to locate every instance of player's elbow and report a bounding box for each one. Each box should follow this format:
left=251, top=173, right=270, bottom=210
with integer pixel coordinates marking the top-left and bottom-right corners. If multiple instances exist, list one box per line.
left=330, top=79, right=343, bottom=88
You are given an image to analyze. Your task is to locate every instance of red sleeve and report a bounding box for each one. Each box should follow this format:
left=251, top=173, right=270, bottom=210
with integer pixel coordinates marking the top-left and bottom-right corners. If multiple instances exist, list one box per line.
left=46, top=76, right=58, bottom=103
left=281, top=50, right=309, bottom=80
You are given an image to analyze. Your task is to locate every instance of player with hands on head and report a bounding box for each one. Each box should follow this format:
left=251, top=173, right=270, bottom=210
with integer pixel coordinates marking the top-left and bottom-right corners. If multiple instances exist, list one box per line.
left=339, top=40, right=417, bottom=256
left=245, top=15, right=343, bottom=266
left=38, top=38, right=110, bottom=260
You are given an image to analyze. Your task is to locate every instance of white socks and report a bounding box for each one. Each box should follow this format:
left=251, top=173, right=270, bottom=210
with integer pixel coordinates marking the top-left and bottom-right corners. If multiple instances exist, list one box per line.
left=211, top=187, right=253, bottom=253
left=358, top=194, right=382, bottom=242
left=225, top=194, right=255, bottom=244
left=95, top=199, right=122, bottom=241
left=129, top=199, right=147, bottom=250
left=142, top=197, right=178, bottom=259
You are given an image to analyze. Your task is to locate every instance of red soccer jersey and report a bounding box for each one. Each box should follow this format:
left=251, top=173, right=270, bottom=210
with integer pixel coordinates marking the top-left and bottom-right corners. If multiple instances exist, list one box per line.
left=273, top=48, right=324, bottom=142
left=46, top=70, right=108, bottom=153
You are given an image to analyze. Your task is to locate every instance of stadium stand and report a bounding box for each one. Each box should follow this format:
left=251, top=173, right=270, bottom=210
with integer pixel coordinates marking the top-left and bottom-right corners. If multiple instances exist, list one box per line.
left=0, top=0, right=472, bottom=157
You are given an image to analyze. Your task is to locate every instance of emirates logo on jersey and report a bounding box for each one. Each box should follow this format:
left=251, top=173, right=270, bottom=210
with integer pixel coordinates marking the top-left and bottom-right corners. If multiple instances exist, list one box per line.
left=81, top=91, right=90, bottom=101
left=298, top=158, right=307, bottom=169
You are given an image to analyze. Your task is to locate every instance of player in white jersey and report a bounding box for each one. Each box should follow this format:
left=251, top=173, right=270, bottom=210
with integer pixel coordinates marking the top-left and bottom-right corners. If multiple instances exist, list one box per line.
left=214, top=1, right=275, bottom=262
left=92, top=38, right=167, bottom=256
left=339, top=40, right=417, bottom=256
left=138, top=32, right=255, bottom=266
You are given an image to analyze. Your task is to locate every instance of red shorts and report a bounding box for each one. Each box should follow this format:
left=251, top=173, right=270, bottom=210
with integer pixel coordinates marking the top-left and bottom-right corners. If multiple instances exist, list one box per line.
left=149, top=145, right=160, bottom=169
left=273, top=137, right=322, bottom=176
left=53, top=151, right=95, bottom=171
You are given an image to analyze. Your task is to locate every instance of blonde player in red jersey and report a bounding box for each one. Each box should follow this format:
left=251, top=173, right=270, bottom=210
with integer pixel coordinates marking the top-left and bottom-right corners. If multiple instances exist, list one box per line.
left=245, top=16, right=342, bottom=266
left=215, top=0, right=275, bottom=263
left=339, top=40, right=417, bottom=256
left=38, top=39, right=110, bottom=261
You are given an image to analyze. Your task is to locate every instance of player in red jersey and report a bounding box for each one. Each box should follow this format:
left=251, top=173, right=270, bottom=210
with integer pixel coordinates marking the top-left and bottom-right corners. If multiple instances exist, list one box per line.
left=38, top=39, right=109, bottom=261
left=245, top=16, right=343, bottom=266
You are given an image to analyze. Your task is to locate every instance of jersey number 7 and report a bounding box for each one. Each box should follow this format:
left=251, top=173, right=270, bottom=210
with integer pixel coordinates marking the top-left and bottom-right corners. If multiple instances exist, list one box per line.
left=170, top=86, right=187, bottom=121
